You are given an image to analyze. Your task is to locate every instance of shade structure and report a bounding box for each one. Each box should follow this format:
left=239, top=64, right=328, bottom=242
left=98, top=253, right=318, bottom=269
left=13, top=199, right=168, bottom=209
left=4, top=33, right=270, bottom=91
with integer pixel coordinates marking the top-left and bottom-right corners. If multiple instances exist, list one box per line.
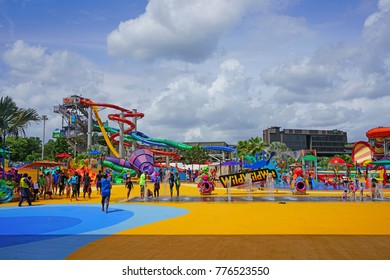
left=20, top=160, right=63, bottom=169
left=55, top=152, right=72, bottom=158
left=329, top=157, right=346, bottom=165
left=0, top=148, right=10, bottom=154
left=221, top=161, right=242, bottom=166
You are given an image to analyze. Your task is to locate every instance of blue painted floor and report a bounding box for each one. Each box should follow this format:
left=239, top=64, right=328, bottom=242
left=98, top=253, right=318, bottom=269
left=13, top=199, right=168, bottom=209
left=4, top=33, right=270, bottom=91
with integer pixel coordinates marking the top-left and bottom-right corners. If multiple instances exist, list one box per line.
left=0, top=204, right=188, bottom=259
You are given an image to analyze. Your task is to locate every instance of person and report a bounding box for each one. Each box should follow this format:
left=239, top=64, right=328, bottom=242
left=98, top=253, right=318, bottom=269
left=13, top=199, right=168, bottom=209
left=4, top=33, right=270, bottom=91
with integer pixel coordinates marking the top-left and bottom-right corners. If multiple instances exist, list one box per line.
left=65, top=183, right=71, bottom=199
left=168, top=171, right=175, bottom=197
left=52, top=169, right=60, bottom=195
left=96, top=170, right=103, bottom=195
left=83, top=172, right=91, bottom=199
left=371, top=178, right=377, bottom=200
left=70, top=172, right=79, bottom=201
left=342, top=189, right=348, bottom=201
left=32, top=180, right=40, bottom=201
left=101, top=174, right=112, bottom=213
left=38, top=173, right=45, bottom=198
left=125, top=173, right=133, bottom=199
left=44, top=172, right=53, bottom=199
left=359, top=182, right=364, bottom=200
left=174, top=172, right=181, bottom=197
left=59, top=171, right=68, bottom=196
left=308, top=174, right=313, bottom=190
left=139, top=171, right=147, bottom=199
left=147, top=188, right=153, bottom=199
left=77, top=172, right=82, bottom=197
left=153, top=176, right=161, bottom=199
left=18, top=173, right=32, bottom=206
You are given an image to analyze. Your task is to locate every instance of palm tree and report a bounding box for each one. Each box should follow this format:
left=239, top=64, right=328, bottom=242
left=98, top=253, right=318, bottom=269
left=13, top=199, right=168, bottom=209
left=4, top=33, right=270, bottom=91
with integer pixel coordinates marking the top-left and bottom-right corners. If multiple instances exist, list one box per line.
left=0, top=96, right=40, bottom=178
left=247, top=136, right=267, bottom=156
left=237, top=136, right=267, bottom=161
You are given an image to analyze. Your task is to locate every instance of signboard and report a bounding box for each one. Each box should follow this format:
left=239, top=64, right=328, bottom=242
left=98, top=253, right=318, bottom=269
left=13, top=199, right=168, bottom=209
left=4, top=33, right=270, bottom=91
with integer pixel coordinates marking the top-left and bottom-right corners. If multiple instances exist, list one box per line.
left=219, top=168, right=278, bottom=188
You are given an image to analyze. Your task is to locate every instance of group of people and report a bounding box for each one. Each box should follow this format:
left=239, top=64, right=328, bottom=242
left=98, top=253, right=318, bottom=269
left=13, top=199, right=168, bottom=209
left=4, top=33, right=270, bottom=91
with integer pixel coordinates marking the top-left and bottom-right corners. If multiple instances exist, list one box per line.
left=124, top=169, right=182, bottom=200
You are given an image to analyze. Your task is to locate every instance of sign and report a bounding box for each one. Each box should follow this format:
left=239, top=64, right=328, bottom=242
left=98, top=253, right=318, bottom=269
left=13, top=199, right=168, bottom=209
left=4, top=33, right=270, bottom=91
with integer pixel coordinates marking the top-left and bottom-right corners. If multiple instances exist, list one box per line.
left=219, top=168, right=278, bottom=188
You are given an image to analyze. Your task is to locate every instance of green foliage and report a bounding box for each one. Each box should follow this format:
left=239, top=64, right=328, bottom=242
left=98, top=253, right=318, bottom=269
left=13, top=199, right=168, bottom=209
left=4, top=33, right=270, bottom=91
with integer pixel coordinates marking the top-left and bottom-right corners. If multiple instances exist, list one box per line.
left=237, top=136, right=267, bottom=159
left=43, top=136, right=70, bottom=160
left=182, top=145, right=209, bottom=165
left=0, top=96, right=40, bottom=137
left=5, top=136, right=41, bottom=161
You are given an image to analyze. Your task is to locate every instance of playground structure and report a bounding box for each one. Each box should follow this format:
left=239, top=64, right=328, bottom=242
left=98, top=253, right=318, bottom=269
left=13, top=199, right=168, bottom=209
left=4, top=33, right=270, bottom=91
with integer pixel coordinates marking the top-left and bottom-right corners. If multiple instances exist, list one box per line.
left=54, top=96, right=237, bottom=176
left=352, top=126, right=390, bottom=163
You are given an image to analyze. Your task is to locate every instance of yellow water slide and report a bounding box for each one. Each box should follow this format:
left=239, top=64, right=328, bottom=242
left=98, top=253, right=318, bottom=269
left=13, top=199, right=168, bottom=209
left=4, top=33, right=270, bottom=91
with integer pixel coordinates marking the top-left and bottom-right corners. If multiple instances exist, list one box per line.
left=91, top=105, right=120, bottom=157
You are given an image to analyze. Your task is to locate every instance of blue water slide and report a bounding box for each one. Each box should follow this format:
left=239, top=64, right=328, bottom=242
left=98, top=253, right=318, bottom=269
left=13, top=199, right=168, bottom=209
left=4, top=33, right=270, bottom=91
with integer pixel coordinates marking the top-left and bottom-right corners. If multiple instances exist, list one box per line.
left=202, top=146, right=237, bottom=153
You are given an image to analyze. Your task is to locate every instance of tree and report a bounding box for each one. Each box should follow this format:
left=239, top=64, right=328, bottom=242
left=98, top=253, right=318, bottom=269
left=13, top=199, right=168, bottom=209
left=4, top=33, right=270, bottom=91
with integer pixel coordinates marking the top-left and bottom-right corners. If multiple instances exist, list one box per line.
left=0, top=96, right=40, bottom=177
left=237, top=136, right=267, bottom=160
left=0, top=96, right=41, bottom=137
left=182, top=146, right=209, bottom=169
left=43, top=136, right=70, bottom=160
left=5, top=136, right=41, bottom=162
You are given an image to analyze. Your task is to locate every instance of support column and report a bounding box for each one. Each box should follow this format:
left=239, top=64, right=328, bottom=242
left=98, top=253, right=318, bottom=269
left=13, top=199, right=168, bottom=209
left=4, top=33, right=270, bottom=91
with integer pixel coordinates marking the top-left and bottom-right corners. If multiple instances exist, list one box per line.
left=132, top=109, right=137, bottom=153
left=87, top=106, right=92, bottom=149
left=119, top=111, right=124, bottom=158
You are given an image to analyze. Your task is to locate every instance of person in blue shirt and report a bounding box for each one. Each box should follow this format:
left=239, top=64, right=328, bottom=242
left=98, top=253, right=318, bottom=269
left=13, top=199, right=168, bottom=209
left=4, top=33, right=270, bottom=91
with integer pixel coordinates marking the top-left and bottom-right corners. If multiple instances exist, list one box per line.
left=101, top=174, right=112, bottom=213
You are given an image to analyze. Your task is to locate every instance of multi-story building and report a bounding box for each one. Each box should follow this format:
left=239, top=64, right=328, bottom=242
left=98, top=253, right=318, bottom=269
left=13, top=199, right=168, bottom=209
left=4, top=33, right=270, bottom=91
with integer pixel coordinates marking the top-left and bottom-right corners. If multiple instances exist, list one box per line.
left=263, top=126, right=348, bottom=156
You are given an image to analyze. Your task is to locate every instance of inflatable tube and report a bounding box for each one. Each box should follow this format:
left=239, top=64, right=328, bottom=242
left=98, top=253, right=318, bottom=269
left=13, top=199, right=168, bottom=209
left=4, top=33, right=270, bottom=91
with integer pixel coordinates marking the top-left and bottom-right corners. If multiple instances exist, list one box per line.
left=295, top=181, right=306, bottom=193
left=0, top=182, right=14, bottom=203
left=198, top=181, right=214, bottom=194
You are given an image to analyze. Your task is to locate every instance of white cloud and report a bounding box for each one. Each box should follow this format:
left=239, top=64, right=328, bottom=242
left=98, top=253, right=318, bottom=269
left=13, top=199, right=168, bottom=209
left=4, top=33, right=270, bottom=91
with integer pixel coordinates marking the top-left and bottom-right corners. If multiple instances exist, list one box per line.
left=107, top=0, right=252, bottom=62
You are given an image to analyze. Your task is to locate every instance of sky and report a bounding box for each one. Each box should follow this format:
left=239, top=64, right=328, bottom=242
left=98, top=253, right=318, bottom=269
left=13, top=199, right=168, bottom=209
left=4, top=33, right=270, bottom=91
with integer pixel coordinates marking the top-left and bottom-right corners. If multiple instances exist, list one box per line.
left=1, top=0, right=389, bottom=146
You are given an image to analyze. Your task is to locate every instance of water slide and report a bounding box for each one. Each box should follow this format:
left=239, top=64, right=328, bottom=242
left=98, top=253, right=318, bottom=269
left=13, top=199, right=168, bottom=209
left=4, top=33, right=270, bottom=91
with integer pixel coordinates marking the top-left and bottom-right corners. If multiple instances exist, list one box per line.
left=81, top=97, right=236, bottom=167
left=80, top=98, right=144, bottom=158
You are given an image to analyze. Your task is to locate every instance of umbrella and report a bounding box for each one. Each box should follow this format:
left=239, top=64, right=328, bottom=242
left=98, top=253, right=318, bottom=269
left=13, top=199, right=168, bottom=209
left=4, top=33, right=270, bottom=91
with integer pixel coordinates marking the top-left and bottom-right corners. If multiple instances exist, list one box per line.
left=221, top=160, right=243, bottom=166
left=89, top=150, right=102, bottom=155
left=55, top=152, right=72, bottom=158
left=20, top=160, right=63, bottom=169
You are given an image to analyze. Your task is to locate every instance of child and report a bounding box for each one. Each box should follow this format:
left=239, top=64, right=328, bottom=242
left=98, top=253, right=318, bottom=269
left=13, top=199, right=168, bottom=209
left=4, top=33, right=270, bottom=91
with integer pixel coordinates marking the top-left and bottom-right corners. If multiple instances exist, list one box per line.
left=125, top=174, right=133, bottom=199
left=147, top=188, right=153, bottom=199
left=174, top=172, right=181, bottom=197
left=153, top=176, right=161, bottom=199
left=32, top=181, right=40, bottom=201
left=348, top=183, right=356, bottom=201
left=65, top=184, right=71, bottom=199
left=342, top=189, right=348, bottom=201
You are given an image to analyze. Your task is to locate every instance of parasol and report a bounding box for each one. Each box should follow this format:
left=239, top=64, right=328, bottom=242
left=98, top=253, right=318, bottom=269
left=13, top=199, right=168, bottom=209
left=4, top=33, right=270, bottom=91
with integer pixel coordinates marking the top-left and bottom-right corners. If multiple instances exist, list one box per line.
left=20, top=160, right=63, bottom=169
left=55, top=152, right=72, bottom=159
left=221, top=161, right=243, bottom=166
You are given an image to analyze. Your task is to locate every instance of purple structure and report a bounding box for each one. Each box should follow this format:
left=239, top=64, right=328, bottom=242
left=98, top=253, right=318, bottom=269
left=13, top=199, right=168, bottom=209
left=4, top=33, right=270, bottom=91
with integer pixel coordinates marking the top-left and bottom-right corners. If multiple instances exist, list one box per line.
left=128, top=149, right=156, bottom=176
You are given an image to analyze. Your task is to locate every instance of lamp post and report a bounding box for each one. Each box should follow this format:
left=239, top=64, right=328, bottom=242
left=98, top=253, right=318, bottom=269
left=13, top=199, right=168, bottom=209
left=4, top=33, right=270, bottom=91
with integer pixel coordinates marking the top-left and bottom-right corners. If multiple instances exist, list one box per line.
left=41, top=115, right=48, bottom=160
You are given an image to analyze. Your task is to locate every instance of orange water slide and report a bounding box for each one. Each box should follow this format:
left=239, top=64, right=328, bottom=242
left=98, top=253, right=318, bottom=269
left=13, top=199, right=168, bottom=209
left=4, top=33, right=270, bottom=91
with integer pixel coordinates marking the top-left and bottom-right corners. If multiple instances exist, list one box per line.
left=366, top=126, right=390, bottom=139
left=79, top=98, right=144, bottom=157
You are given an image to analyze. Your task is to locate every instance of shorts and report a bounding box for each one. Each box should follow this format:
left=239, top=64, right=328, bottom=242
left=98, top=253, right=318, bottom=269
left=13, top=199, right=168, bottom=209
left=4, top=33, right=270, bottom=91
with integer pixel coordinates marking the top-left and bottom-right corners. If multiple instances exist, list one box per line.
left=102, top=195, right=110, bottom=204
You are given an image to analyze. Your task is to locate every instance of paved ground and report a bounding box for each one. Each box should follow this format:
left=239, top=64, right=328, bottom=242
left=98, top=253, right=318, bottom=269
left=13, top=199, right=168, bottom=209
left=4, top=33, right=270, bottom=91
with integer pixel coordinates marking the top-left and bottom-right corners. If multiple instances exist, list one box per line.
left=1, top=183, right=389, bottom=260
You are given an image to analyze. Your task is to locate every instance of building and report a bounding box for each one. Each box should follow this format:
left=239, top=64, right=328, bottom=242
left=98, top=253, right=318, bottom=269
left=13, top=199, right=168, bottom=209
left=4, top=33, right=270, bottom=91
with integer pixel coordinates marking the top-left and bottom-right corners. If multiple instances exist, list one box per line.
left=263, top=126, right=348, bottom=156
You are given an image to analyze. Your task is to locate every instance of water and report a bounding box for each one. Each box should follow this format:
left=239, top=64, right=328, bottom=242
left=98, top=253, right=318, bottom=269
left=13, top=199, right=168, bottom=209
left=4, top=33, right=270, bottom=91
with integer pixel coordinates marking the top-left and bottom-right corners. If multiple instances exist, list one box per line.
left=265, top=173, right=275, bottom=201
left=227, top=181, right=231, bottom=202
left=245, top=173, right=253, bottom=201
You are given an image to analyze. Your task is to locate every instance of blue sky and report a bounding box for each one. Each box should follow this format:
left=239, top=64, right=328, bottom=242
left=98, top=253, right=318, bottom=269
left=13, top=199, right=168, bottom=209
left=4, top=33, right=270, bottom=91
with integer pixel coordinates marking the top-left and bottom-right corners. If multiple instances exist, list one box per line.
left=1, top=0, right=389, bottom=146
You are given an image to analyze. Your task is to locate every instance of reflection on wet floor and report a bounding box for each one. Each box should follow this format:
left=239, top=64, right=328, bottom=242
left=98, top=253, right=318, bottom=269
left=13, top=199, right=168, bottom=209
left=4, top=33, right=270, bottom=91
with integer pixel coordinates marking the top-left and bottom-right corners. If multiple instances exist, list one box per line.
left=128, top=195, right=390, bottom=202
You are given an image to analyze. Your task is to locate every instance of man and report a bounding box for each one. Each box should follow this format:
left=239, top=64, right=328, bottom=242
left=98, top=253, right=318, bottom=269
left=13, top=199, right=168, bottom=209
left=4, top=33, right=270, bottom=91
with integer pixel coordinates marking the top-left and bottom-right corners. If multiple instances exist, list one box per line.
left=96, top=170, right=103, bottom=195
left=18, top=173, right=32, bottom=206
left=139, top=171, right=147, bottom=198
